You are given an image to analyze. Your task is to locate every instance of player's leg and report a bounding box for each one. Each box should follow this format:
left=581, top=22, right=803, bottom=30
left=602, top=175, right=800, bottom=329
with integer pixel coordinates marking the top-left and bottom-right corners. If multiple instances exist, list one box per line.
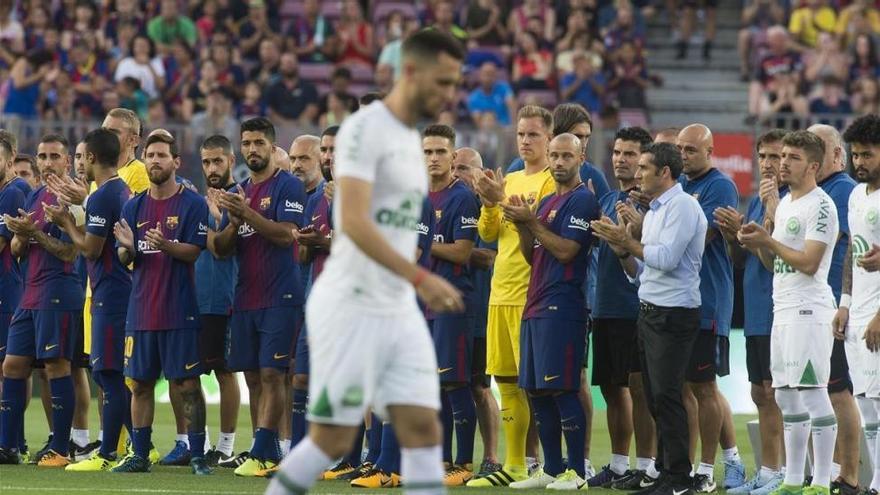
left=686, top=331, right=723, bottom=492
left=112, top=330, right=159, bottom=472
left=290, top=322, right=309, bottom=450
left=34, top=310, right=79, bottom=466
left=804, top=387, right=838, bottom=489
left=0, top=310, right=35, bottom=463
left=227, top=309, right=262, bottom=467
left=198, top=314, right=238, bottom=465
left=591, top=319, right=633, bottom=487
left=70, top=315, right=93, bottom=459
left=470, top=335, right=500, bottom=475
left=268, top=423, right=361, bottom=495
left=715, top=336, right=745, bottom=489
left=578, top=368, right=593, bottom=476
left=776, top=387, right=811, bottom=487
left=279, top=382, right=292, bottom=455
left=351, top=420, right=402, bottom=488
left=160, top=380, right=192, bottom=465
left=829, top=338, right=860, bottom=491
left=215, top=369, right=239, bottom=457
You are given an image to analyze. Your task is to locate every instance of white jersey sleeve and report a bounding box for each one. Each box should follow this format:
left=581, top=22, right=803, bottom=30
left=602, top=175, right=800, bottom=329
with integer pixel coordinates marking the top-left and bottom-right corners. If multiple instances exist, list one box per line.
left=849, top=183, right=880, bottom=325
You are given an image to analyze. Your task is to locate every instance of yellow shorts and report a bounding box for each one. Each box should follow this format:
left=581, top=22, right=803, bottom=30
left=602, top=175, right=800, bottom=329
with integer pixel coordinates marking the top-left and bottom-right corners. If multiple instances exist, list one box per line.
left=486, top=305, right=524, bottom=377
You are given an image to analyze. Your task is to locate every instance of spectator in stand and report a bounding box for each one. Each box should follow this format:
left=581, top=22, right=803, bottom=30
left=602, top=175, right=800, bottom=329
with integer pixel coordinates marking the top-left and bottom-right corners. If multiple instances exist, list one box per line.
left=194, top=0, right=218, bottom=43
left=147, top=0, right=197, bottom=50
left=465, top=0, right=508, bottom=47
left=44, top=72, right=78, bottom=120
left=468, top=61, right=518, bottom=127
left=377, top=10, right=406, bottom=49
left=161, top=39, right=196, bottom=115
left=106, top=21, right=138, bottom=66
left=237, top=80, right=266, bottom=121
left=556, top=31, right=606, bottom=76
left=60, top=0, right=99, bottom=52
left=804, top=32, right=850, bottom=86
left=674, top=0, right=717, bottom=60
left=788, top=0, right=837, bottom=50
left=101, top=90, right=122, bottom=118
left=3, top=48, right=55, bottom=119
left=319, top=67, right=358, bottom=116
left=0, top=0, right=24, bottom=67
left=602, top=4, right=645, bottom=58
left=237, top=0, right=282, bottom=63
left=558, top=9, right=602, bottom=54
left=737, top=0, right=786, bottom=81
left=66, top=42, right=110, bottom=116
left=849, top=33, right=880, bottom=84
left=835, top=0, right=880, bottom=48
left=318, top=93, right=352, bottom=128
left=335, top=0, right=374, bottom=68
left=561, top=51, right=606, bottom=114
left=114, top=34, right=166, bottom=99
left=183, top=60, right=220, bottom=122
left=23, top=4, right=52, bottom=51
left=851, top=75, right=880, bottom=115
left=249, top=38, right=281, bottom=88
left=373, top=62, right=395, bottom=95
left=190, top=87, right=238, bottom=146
left=747, top=26, right=803, bottom=124
left=263, top=52, right=319, bottom=125
left=377, top=12, right=420, bottom=78
left=117, top=76, right=149, bottom=118
left=809, top=76, right=853, bottom=129
left=432, top=0, right=468, bottom=43
left=210, top=41, right=245, bottom=98
left=512, top=31, right=553, bottom=90
left=759, top=72, right=808, bottom=126
left=146, top=98, right=168, bottom=128
left=287, top=0, right=336, bottom=63
left=508, top=0, right=556, bottom=46
left=608, top=41, right=650, bottom=110
left=104, top=0, right=145, bottom=44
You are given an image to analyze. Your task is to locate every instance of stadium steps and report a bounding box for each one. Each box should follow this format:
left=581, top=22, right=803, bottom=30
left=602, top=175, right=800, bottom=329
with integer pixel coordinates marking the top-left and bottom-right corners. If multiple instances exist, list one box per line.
left=644, top=1, right=751, bottom=130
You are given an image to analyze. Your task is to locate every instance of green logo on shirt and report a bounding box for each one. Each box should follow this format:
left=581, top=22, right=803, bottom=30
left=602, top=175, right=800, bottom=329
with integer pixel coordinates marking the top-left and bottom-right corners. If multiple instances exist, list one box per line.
left=786, top=217, right=801, bottom=235
left=867, top=208, right=879, bottom=225
left=853, top=234, right=871, bottom=265
left=376, top=192, right=423, bottom=230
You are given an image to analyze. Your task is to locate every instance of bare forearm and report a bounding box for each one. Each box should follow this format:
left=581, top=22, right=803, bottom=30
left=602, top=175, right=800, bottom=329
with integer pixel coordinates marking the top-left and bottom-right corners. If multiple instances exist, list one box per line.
left=469, top=248, right=496, bottom=270
left=117, top=247, right=134, bottom=265
left=11, top=235, right=28, bottom=257
left=516, top=227, right=534, bottom=264
left=32, top=231, right=77, bottom=262
left=430, top=241, right=474, bottom=266
left=242, top=209, right=295, bottom=247
left=726, top=239, right=748, bottom=268
left=528, top=220, right=580, bottom=264
left=159, top=242, right=201, bottom=264
left=768, top=239, right=818, bottom=274
left=211, top=224, right=237, bottom=257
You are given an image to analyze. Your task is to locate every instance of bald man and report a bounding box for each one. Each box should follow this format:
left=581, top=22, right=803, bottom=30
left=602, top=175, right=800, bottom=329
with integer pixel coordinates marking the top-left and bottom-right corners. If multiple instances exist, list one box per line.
left=808, top=124, right=860, bottom=494
left=272, top=145, right=291, bottom=172
left=677, top=124, right=745, bottom=492
left=289, top=135, right=323, bottom=197
left=453, top=147, right=502, bottom=475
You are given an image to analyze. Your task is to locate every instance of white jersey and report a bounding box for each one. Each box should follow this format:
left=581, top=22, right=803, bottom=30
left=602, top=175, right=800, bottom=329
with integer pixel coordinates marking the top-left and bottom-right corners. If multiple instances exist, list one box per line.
left=311, top=101, right=427, bottom=315
left=848, top=183, right=880, bottom=325
left=772, top=186, right=839, bottom=315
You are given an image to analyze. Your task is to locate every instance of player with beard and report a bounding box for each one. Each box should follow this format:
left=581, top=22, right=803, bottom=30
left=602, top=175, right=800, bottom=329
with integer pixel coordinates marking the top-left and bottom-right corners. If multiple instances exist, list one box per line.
left=266, top=29, right=466, bottom=495
left=110, top=133, right=211, bottom=475
left=192, top=135, right=242, bottom=467
left=212, top=118, right=307, bottom=478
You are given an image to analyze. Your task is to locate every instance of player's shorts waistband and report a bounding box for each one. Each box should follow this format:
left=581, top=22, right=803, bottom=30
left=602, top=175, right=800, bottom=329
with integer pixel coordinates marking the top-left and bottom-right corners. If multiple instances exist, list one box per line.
left=773, top=307, right=836, bottom=323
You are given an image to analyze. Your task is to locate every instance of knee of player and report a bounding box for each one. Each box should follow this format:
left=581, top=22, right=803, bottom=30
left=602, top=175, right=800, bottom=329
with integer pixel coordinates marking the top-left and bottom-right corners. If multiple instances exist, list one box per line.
left=689, top=381, right=718, bottom=401
left=129, top=379, right=156, bottom=396
left=244, top=371, right=262, bottom=389
left=42, top=358, right=72, bottom=379
left=750, top=383, right=774, bottom=407
left=173, top=377, right=202, bottom=393
left=291, top=373, right=309, bottom=390
left=1, top=356, right=31, bottom=379
left=259, top=367, right=284, bottom=386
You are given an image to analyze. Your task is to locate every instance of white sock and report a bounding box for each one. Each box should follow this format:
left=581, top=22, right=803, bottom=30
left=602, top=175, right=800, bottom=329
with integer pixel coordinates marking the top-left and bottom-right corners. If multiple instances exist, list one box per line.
left=265, top=437, right=332, bottom=495
left=250, top=438, right=256, bottom=451
left=722, top=446, right=741, bottom=463
left=697, top=462, right=714, bottom=480
left=280, top=439, right=292, bottom=456
left=858, top=396, right=879, bottom=464
left=71, top=428, right=89, bottom=448
left=204, top=426, right=212, bottom=452
left=218, top=432, right=235, bottom=456
left=584, top=458, right=594, bottom=473
left=830, top=462, right=842, bottom=484
left=176, top=433, right=189, bottom=447
left=525, top=456, right=537, bottom=467
left=801, top=388, right=837, bottom=488
left=760, top=466, right=778, bottom=482
left=401, top=445, right=445, bottom=495
left=610, top=454, right=629, bottom=475
left=776, top=388, right=809, bottom=486
left=641, top=458, right=660, bottom=478
left=873, top=399, right=880, bottom=490
left=98, top=430, right=104, bottom=443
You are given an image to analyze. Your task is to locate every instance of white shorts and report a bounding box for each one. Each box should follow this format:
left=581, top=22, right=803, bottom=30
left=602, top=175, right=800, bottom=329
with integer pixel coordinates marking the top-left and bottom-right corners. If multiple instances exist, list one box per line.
left=771, top=311, right=834, bottom=389
left=845, top=324, right=871, bottom=396
left=304, top=302, right=441, bottom=426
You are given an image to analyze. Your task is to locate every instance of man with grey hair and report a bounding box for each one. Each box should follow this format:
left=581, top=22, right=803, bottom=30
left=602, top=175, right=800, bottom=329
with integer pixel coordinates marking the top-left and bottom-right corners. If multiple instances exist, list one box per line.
left=808, top=123, right=860, bottom=494
left=289, top=135, right=323, bottom=197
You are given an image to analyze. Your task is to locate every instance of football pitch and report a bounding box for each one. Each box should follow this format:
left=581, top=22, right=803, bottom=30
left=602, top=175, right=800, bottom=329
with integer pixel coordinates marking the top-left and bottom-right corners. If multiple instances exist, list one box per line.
left=0, top=401, right=759, bottom=494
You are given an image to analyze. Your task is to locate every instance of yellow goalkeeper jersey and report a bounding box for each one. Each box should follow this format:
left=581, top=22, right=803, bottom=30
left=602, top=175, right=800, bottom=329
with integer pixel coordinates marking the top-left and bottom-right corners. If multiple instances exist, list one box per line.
left=478, top=167, right=554, bottom=306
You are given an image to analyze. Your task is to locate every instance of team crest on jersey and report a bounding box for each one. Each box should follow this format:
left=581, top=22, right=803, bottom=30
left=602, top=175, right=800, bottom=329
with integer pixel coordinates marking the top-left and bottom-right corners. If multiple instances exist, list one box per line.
left=435, top=209, right=442, bottom=220
left=527, top=192, right=537, bottom=205
left=260, top=197, right=271, bottom=210
left=867, top=208, right=879, bottom=225
left=166, top=216, right=179, bottom=230
left=785, top=217, right=800, bottom=235
left=548, top=209, right=557, bottom=221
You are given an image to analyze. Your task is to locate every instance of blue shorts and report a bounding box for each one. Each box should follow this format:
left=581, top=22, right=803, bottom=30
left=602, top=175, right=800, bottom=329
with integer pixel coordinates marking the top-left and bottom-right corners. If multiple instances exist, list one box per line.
left=90, top=312, right=127, bottom=372
left=293, top=324, right=309, bottom=375
left=519, top=318, right=586, bottom=391
left=124, top=328, right=202, bottom=381
left=430, top=317, right=474, bottom=384
left=6, top=309, right=80, bottom=361
left=228, top=306, right=303, bottom=371
left=0, top=312, right=11, bottom=361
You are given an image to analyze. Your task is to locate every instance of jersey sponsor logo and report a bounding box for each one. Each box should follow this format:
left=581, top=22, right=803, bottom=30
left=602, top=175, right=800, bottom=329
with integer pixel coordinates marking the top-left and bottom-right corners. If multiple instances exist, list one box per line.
left=433, top=233, right=445, bottom=243
left=166, top=216, right=179, bottom=230
left=198, top=222, right=208, bottom=235
left=568, top=216, right=590, bottom=232
left=416, top=222, right=430, bottom=235
left=87, top=214, right=106, bottom=226
left=773, top=256, right=795, bottom=274
left=461, top=216, right=478, bottom=228
left=237, top=223, right=257, bottom=237
left=137, top=239, right=162, bottom=254
left=785, top=217, right=800, bottom=235
left=377, top=194, right=423, bottom=230
left=260, top=197, right=271, bottom=210
left=285, top=199, right=304, bottom=214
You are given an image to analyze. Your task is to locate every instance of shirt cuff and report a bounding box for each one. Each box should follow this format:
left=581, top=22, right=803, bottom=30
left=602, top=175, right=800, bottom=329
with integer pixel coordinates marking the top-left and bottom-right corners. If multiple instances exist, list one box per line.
left=625, top=259, right=644, bottom=285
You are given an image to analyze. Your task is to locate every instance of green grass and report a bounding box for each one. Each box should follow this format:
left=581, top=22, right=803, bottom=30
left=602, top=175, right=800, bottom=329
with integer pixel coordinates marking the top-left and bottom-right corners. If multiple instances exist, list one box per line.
left=0, top=400, right=758, bottom=494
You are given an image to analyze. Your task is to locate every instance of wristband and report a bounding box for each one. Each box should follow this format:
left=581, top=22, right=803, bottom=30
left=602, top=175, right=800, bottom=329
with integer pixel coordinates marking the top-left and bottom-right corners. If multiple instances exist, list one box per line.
left=839, top=294, right=852, bottom=309
left=411, top=268, right=429, bottom=288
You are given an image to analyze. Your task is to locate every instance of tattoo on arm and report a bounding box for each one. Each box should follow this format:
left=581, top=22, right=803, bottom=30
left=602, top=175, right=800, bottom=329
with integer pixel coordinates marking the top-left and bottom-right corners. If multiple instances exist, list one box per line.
left=843, top=243, right=853, bottom=295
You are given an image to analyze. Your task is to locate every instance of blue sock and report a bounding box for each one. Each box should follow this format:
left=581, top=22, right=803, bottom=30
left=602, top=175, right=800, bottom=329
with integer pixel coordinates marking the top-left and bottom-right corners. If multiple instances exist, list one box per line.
left=555, top=391, right=586, bottom=478
left=531, top=394, right=564, bottom=476
left=375, top=422, right=400, bottom=474
left=440, top=391, right=454, bottom=463
left=131, top=427, right=152, bottom=459
left=0, top=378, right=26, bottom=450
left=448, top=386, right=477, bottom=466
left=18, top=421, right=26, bottom=452
left=188, top=430, right=206, bottom=459
left=96, top=370, right=127, bottom=457
left=123, top=387, right=133, bottom=435
left=365, top=414, right=383, bottom=464
left=342, top=422, right=365, bottom=466
left=48, top=376, right=74, bottom=455
left=291, top=389, right=308, bottom=447
left=253, top=428, right=275, bottom=461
